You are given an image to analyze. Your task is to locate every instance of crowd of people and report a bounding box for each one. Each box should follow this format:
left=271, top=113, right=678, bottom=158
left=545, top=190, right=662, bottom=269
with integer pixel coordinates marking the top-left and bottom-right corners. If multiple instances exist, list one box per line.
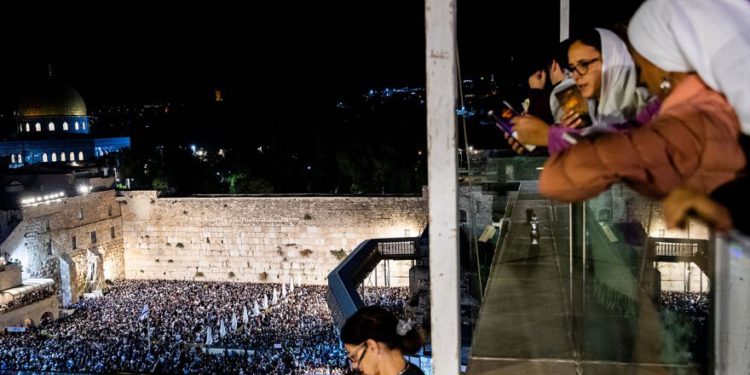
left=0, top=279, right=410, bottom=374
left=659, top=291, right=709, bottom=322
left=658, top=291, right=710, bottom=365
left=362, top=287, right=410, bottom=320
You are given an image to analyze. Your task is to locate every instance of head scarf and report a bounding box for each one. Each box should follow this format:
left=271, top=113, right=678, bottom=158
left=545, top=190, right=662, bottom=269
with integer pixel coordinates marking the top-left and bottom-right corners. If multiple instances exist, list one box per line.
left=589, top=28, right=649, bottom=130
left=628, top=0, right=750, bottom=134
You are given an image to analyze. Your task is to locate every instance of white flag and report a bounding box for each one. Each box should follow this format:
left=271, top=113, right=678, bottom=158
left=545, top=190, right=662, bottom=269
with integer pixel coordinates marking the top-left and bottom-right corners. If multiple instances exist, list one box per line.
left=206, top=327, right=214, bottom=346
left=231, top=313, right=238, bottom=332
left=272, top=288, right=278, bottom=305
left=220, top=320, right=227, bottom=338
left=263, top=294, right=269, bottom=310
left=139, top=304, right=149, bottom=321
left=282, top=283, right=287, bottom=298
left=242, top=306, right=249, bottom=325
left=253, top=301, right=261, bottom=316
left=289, top=275, right=294, bottom=293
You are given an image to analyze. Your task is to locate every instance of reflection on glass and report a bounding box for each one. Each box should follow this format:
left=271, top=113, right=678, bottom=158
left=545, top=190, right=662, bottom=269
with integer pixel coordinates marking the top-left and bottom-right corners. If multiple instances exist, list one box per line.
left=576, top=186, right=709, bottom=373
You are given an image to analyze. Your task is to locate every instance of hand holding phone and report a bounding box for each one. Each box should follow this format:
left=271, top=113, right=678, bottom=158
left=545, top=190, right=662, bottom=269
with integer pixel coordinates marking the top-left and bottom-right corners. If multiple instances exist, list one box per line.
left=488, top=108, right=537, bottom=152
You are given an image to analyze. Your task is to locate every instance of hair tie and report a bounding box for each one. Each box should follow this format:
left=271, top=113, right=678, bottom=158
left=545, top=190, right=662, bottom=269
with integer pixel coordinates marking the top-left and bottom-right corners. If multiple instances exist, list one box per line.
left=396, top=318, right=413, bottom=336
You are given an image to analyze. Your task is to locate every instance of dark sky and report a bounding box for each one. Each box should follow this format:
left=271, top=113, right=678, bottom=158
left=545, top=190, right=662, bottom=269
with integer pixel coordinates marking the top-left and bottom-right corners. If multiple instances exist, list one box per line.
left=0, top=0, right=644, bottom=112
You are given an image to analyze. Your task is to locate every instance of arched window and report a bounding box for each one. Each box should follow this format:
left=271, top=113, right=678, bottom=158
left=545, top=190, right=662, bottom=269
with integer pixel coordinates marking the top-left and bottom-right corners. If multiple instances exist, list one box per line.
left=69, top=152, right=75, bottom=161
left=25, top=123, right=30, bottom=132
left=74, top=122, right=80, bottom=130
left=35, top=123, right=41, bottom=132
left=10, top=154, right=15, bottom=163
left=17, top=154, right=22, bottom=163
left=18, top=124, right=22, bottom=132
left=48, top=122, right=55, bottom=131
left=60, top=152, right=66, bottom=162
left=51, top=153, right=57, bottom=162
left=42, top=153, right=48, bottom=162
left=82, top=122, right=86, bottom=130
left=62, top=122, right=69, bottom=130
left=78, top=151, right=84, bottom=161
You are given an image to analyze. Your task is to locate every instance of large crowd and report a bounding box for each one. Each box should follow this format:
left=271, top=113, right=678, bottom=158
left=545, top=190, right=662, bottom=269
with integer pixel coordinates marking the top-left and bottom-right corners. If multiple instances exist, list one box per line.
left=362, top=286, right=410, bottom=320
left=659, top=291, right=708, bottom=317
left=0, top=280, right=410, bottom=374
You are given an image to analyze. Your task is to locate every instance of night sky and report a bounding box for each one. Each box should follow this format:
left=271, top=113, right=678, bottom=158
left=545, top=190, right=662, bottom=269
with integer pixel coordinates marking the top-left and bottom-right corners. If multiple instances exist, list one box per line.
left=0, top=0, right=644, bottom=115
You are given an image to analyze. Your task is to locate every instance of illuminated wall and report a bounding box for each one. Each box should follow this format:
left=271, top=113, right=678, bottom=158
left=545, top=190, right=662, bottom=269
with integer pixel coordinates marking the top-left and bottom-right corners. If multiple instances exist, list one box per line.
left=0, top=190, right=125, bottom=305
left=0, top=189, right=428, bottom=293
left=119, top=191, right=428, bottom=285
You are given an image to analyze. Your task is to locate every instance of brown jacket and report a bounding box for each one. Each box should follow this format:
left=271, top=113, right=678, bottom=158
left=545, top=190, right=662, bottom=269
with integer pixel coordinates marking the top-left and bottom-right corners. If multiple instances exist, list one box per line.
left=539, top=75, right=746, bottom=202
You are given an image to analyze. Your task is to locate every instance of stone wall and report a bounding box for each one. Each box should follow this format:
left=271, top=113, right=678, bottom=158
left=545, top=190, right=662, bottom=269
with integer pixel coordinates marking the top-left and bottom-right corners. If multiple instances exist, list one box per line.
left=459, top=186, right=496, bottom=238
left=0, top=265, right=22, bottom=290
left=119, top=191, right=428, bottom=285
left=657, top=262, right=709, bottom=292
left=601, top=184, right=710, bottom=240
left=1, top=190, right=125, bottom=305
left=585, top=184, right=710, bottom=293
left=0, top=296, right=58, bottom=330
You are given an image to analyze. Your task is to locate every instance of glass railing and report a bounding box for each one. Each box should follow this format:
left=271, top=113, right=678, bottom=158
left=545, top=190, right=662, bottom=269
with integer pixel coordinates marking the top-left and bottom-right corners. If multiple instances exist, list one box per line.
left=468, top=165, right=722, bottom=374
left=713, top=230, right=750, bottom=374
left=458, top=151, right=546, bottom=184
left=572, top=184, right=711, bottom=373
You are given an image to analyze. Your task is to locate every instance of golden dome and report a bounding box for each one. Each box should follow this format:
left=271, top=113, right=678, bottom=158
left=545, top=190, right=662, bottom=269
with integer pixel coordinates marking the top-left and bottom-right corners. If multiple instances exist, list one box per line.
left=18, top=81, right=87, bottom=117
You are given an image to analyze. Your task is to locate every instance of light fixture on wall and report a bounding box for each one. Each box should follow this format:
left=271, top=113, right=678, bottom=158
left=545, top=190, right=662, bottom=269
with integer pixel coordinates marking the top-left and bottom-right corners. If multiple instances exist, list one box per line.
left=77, top=185, right=92, bottom=195
left=20, top=191, right=66, bottom=207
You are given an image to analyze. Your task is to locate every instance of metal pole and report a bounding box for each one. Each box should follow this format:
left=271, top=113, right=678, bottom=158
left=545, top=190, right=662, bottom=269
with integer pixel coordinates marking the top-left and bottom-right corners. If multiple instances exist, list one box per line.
left=385, top=260, right=390, bottom=288
left=714, top=231, right=750, bottom=374
left=560, top=0, right=570, bottom=41
left=426, top=0, right=460, bottom=372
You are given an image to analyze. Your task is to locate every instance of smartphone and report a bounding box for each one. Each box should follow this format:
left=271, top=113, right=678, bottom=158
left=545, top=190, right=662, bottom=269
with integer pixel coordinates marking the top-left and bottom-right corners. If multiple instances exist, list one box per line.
left=502, top=101, right=520, bottom=116
left=488, top=108, right=537, bottom=152
left=490, top=107, right=515, bottom=134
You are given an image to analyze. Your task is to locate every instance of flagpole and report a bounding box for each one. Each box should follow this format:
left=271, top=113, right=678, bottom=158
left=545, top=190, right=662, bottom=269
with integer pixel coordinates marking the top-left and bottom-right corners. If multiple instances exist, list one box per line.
left=147, top=315, right=151, bottom=355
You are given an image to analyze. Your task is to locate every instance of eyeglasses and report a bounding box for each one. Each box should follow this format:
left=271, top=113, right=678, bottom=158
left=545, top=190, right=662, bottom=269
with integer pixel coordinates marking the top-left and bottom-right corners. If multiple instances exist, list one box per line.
left=346, top=343, right=368, bottom=370
left=568, top=58, right=601, bottom=76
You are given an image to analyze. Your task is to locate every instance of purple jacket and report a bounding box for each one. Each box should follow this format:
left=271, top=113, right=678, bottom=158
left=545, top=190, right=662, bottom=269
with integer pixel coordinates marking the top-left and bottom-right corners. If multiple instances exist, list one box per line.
left=547, top=98, right=662, bottom=154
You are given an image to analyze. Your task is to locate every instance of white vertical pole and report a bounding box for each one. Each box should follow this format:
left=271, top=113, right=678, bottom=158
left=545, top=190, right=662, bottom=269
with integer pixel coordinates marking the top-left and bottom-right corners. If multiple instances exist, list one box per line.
left=560, top=0, right=570, bottom=41
left=715, top=232, right=750, bottom=374
left=425, top=0, right=460, bottom=373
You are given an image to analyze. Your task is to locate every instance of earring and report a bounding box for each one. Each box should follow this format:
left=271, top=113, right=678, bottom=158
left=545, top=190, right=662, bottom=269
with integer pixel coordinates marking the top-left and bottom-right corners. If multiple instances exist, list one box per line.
left=659, top=78, right=672, bottom=93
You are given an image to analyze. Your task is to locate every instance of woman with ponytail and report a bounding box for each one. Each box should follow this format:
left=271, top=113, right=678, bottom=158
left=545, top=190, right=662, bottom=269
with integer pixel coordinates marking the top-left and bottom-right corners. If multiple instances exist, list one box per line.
left=340, top=306, right=425, bottom=375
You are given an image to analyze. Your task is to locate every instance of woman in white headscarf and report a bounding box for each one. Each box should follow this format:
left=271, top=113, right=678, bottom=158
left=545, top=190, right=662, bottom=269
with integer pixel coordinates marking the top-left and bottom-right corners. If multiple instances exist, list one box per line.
left=537, top=0, right=748, bottom=202
left=634, top=0, right=750, bottom=234
left=508, top=28, right=650, bottom=154
left=628, top=0, right=750, bottom=135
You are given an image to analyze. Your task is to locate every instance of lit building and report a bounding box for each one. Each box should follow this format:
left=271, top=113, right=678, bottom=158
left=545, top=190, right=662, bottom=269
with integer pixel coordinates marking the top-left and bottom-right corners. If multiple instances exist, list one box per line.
left=0, top=79, right=130, bottom=168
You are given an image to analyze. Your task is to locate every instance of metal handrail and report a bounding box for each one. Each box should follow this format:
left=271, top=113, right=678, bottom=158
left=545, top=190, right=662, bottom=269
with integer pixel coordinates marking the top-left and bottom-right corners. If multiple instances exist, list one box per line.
left=649, top=237, right=709, bottom=258
left=326, top=237, right=425, bottom=330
